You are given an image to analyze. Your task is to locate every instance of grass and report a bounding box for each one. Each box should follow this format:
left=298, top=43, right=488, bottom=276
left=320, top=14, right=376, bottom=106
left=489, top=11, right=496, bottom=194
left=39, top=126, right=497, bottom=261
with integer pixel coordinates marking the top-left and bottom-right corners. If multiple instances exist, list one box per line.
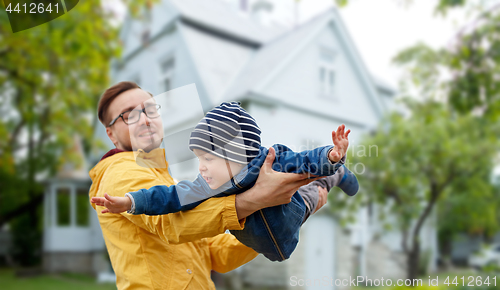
left=0, top=268, right=116, bottom=290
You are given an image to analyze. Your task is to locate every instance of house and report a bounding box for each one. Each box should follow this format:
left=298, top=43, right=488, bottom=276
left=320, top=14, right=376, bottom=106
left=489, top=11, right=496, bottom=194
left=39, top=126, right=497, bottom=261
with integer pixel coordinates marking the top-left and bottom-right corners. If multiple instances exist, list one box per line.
left=42, top=0, right=438, bottom=288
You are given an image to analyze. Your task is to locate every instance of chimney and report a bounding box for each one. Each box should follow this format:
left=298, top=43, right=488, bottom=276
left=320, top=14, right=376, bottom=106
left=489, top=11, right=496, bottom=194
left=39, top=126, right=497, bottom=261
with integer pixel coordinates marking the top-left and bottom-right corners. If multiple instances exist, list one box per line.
left=251, top=0, right=274, bottom=25
left=240, top=0, right=248, bottom=11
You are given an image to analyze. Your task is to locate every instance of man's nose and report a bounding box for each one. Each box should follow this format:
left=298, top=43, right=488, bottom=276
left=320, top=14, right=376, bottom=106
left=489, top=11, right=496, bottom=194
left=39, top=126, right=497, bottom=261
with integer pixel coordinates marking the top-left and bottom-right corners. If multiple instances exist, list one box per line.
left=137, top=111, right=151, bottom=126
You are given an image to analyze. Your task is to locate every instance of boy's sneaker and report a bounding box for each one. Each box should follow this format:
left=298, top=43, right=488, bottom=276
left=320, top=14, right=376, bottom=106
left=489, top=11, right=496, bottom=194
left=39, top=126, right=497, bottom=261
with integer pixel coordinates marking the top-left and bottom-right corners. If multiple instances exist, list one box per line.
left=338, top=165, right=359, bottom=196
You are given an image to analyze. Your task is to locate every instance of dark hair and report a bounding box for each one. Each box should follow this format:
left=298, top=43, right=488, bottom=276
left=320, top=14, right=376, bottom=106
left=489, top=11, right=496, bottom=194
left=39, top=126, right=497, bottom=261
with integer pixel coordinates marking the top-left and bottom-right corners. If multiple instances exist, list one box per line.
left=98, top=81, right=146, bottom=126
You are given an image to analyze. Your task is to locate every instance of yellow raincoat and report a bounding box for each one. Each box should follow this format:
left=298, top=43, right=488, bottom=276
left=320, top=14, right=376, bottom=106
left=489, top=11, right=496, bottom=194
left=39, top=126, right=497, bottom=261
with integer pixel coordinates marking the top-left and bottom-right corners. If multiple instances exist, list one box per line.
left=89, top=148, right=257, bottom=290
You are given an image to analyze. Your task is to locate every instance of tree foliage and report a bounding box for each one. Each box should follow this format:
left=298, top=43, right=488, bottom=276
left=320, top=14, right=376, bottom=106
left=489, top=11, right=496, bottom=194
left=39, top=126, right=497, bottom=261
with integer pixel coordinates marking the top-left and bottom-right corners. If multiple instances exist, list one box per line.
left=392, top=1, right=500, bottom=260
left=335, top=0, right=468, bottom=14
left=0, top=0, right=155, bottom=264
left=333, top=0, right=500, bottom=278
left=1, top=1, right=117, bottom=226
left=394, top=3, right=500, bottom=120
left=350, top=100, right=499, bottom=279
left=0, top=0, right=157, bottom=224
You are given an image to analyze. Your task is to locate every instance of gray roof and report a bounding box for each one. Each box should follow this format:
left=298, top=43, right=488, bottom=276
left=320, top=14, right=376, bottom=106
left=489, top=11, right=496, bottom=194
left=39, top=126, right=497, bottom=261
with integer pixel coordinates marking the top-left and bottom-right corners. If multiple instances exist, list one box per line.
left=180, top=21, right=256, bottom=103
left=121, top=0, right=395, bottom=109
left=172, top=1, right=395, bottom=106
left=371, top=74, right=397, bottom=95
left=171, top=0, right=286, bottom=45
left=220, top=9, right=334, bottom=103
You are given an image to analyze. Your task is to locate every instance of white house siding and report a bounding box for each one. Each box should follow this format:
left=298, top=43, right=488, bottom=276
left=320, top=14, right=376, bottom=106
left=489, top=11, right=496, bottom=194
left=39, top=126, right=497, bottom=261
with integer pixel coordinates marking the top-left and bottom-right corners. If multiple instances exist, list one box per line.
left=245, top=101, right=365, bottom=154
left=170, top=0, right=285, bottom=44
left=365, top=241, right=407, bottom=283
left=304, top=216, right=337, bottom=290
left=261, top=24, right=380, bottom=130
left=179, top=23, right=255, bottom=102
left=286, top=227, right=307, bottom=290
left=95, top=27, right=198, bottom=157
left=241, top=254, right=289, bottom=287
left=43, top=180, right=108, bottom=274
left=240, top=216, right=338, bottom=290
left=221, top=10, right=329, bottom=104
left=114, top=27, right=201, bottom=97
left=121, top=1, right=180, bottom=59
left=335, top=224, right=356, bottom=290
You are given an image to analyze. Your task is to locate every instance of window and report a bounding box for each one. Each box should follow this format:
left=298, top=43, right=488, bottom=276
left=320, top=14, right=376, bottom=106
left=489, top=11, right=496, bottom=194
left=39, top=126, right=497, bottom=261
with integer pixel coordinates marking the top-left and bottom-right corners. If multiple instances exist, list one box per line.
left=76, top=188, right=90, bottom=226
left=159, top=57, right=175, bottom=109
left=141, top=30, right=150, bottom=45
left=141, top=7, right=152, bottom=46
left=160, top=58, right=175, bottom=92
left=53, top=185, right=89, bottom=227
left=318, top=47, right=337, bottom=99
left=56, top=188, right=70, bottom=226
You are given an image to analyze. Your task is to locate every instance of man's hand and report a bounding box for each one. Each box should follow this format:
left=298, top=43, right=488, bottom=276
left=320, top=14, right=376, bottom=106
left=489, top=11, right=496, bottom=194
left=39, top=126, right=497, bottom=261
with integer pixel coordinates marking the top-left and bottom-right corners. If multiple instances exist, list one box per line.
left=329, top=124, right=351, bottom=163
left=235, top=147, right=324, bottom=220
left=91, top=193, right=132, bottom=214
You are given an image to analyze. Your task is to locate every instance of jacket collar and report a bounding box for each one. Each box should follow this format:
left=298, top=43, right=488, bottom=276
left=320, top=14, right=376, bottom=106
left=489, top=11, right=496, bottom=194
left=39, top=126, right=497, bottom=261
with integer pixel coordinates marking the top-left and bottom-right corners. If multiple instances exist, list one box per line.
left=100, top=148, right=126, bottom=161
left=99, top=148, right=167, bottom=168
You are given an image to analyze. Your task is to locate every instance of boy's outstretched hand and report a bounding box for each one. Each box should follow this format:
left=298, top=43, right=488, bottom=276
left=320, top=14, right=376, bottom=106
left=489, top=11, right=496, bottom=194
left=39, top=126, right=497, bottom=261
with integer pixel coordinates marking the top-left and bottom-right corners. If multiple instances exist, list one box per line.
left=91, top=193, right=132, bottom=214
left=329, top=124, right=351, bottom=163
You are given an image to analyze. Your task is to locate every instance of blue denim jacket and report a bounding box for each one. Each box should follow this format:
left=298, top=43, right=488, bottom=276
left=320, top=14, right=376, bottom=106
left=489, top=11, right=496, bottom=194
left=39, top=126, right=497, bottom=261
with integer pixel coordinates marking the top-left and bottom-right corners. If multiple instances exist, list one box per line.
left=129, top=144, right=344, bottom=261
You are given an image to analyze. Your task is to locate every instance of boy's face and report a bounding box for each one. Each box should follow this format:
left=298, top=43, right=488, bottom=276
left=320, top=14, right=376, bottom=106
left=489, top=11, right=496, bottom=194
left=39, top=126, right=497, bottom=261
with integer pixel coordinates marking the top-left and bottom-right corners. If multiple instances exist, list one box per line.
left=193, top=149, right=244, bottom=189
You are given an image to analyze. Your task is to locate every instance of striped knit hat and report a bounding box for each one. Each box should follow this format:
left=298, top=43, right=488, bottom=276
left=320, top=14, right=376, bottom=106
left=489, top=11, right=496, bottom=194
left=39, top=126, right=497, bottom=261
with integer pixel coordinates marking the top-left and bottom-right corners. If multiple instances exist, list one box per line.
left=189, top=102, right=261, bottom=164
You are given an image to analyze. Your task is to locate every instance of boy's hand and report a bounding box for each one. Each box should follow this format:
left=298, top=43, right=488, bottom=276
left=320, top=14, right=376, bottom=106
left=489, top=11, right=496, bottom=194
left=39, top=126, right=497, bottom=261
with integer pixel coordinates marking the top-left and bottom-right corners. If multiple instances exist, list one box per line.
left=329, top=124, right=351, bottom=163
left=90, top=193, right=132, bottom=214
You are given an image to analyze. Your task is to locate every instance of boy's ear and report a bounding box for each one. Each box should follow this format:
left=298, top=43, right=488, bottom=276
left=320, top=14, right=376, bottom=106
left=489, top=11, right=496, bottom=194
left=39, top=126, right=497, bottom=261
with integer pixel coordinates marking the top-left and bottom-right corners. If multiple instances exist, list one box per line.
left=106, top=127, right=118, bottom=147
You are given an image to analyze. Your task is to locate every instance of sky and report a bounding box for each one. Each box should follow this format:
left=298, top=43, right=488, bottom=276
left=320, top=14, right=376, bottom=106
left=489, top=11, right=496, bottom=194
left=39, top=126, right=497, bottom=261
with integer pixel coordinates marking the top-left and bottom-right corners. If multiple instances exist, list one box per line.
left=297, top=0, right=473, bottom=88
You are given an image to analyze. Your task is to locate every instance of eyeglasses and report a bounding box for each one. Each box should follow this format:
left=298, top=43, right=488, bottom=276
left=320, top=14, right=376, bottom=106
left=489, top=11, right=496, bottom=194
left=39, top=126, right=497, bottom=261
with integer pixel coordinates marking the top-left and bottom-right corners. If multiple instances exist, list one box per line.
left=108, top=104, right=161, bottom=127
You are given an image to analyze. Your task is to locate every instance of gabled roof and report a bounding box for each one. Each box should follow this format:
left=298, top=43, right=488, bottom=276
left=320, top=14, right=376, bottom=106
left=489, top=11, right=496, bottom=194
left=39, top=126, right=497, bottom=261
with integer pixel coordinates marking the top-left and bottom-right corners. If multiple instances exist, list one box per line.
left=219, top=9, right=333, bottom=104
left=118, top=0, right=395, bottom=116
left=216, top=7, right=389, bottom=118
left=170, top=0, right=286, bottom=45
left=179, top=22, right=256, bottom=105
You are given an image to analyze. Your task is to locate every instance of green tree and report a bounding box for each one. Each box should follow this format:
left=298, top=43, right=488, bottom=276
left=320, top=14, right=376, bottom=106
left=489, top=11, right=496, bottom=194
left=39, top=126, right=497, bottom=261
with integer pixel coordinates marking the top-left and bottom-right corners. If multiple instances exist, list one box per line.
left=331, top=0, right=500, bottom=277
left=392, top=4, right=500, bottom=119
left=0, top=0, right=153, bottom=265
left=350, top=100, right=499, bottom=280
left=392, top=0, right=500, bottom=267
left=335, top=0, right=469, bottom=13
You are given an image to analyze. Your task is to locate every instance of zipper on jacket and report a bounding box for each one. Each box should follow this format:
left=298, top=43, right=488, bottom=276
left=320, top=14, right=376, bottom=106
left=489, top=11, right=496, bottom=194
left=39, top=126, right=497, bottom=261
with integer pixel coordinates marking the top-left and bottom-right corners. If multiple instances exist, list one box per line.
left=259, top=209, right=285, bottom=261
left=231, top=177, right=243, bottom=189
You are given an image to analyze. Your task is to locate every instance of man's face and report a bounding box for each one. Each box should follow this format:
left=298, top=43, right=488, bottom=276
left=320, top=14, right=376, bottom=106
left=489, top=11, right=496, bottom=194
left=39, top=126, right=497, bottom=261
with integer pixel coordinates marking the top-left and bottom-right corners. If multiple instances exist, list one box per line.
left=106, top=88, right=164, bottom=152
left=193, top=149, right=244, bottom=190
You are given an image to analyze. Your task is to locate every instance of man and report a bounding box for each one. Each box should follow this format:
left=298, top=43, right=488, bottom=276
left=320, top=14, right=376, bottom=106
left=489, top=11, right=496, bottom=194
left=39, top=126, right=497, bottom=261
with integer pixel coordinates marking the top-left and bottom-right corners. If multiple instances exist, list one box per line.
left=89, top=81, right=326, bottom=290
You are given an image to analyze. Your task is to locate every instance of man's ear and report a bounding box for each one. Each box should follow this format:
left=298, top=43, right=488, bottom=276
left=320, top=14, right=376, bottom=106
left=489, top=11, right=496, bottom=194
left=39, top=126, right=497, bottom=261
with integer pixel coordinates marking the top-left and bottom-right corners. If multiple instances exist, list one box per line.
left=106, top=127, right=118, bottom=147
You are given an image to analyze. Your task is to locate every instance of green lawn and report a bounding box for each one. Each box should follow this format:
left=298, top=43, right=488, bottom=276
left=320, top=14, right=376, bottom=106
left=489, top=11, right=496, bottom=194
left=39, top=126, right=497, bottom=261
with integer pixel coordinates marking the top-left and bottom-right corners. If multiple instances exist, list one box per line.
left=0, top=269, right=116, bottom=290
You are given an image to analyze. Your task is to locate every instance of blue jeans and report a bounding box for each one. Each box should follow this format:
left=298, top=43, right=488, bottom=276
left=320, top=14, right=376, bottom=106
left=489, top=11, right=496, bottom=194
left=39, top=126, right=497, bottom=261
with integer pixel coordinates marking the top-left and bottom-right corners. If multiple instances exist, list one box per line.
left=230, top=192, right=306, bottom=261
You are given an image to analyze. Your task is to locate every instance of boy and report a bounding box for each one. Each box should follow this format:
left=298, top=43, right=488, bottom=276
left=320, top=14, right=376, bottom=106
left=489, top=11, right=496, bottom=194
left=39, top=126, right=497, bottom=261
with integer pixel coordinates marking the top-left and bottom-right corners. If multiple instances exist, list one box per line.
left=92, top=102, right=358, bottom=261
